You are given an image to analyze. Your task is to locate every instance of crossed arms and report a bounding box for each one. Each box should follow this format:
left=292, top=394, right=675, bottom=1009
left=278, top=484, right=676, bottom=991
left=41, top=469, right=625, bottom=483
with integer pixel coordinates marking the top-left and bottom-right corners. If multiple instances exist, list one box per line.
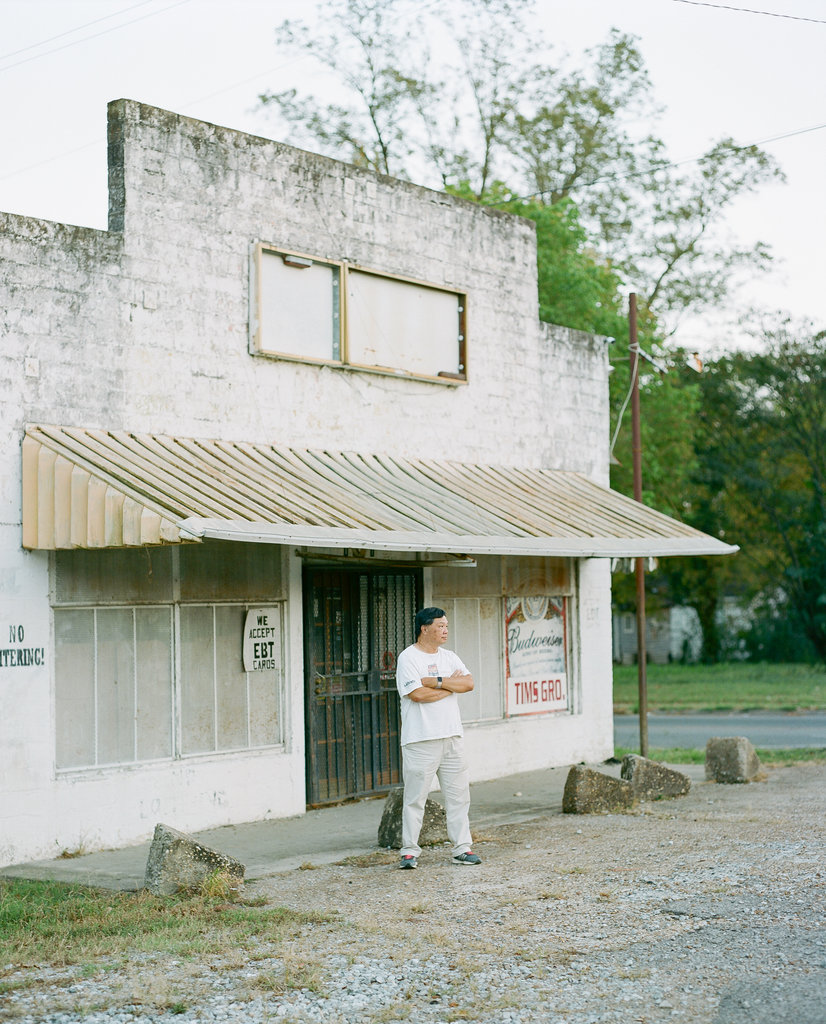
left=407, top=669, right=474, bottom=703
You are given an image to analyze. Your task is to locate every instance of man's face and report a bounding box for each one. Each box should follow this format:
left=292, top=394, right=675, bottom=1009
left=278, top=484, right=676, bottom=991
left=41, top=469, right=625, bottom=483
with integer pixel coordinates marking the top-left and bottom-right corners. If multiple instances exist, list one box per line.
left=421, top=616, right=449, bottom=646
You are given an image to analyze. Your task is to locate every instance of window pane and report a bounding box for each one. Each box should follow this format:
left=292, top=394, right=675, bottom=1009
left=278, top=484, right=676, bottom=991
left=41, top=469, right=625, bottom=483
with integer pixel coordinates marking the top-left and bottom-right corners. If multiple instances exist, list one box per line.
left=55, top=609, right=96, bottom=769
left=180, top=606, right=216, bottom=754
left=179, top=541, right=284, bottom=603
left=215, top=605, right=248, bottom=750
left=249, top=669, right=281, bottom=747
left=477, top=597, right=504, bottom=719
left=258, top=250, right=339, bottom=361
left=96, top=609, right=136, bottom=765
left=435, top=597, right=503, bottom=723
left=347, top=270, right=462, bottom=377
left=55, top=548, right=173, bottom=605
left=136, top=607, right=174, bottom=761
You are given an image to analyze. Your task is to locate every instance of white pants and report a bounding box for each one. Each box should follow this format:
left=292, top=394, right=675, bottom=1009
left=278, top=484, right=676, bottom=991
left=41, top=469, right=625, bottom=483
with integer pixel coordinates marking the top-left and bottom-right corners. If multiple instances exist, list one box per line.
left=400, top=736, right=472, bottom=858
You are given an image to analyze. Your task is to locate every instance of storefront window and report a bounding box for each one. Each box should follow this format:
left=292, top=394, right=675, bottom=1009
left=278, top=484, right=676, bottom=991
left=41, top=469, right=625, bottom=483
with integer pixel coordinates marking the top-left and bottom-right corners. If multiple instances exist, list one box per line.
left=53, top=544, right=285, bottom=771
left=252, top=245, right=467, bottom=382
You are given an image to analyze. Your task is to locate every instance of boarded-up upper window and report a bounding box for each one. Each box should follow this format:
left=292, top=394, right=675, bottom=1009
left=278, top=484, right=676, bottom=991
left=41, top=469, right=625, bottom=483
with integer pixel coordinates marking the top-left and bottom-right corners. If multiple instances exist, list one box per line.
left=252, top=245, right=466, bottom=382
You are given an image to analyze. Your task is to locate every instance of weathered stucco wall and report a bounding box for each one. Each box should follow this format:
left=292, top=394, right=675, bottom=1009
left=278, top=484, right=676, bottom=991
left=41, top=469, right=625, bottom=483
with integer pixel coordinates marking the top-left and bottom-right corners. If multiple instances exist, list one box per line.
left=0, top=99, right=613, bottom=867
left=3, top=99, right=609, bottom=475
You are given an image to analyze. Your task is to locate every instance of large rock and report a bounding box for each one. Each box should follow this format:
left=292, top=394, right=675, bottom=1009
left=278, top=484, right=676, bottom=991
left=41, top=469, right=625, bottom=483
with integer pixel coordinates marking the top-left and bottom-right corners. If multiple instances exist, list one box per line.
left=377, top=787, right=448, bottom=849
left=144, top=823, right=245, bottom=896
left=705, top=736, right=765, bottom=783
left=562, top=765, right=637, bottom=814
left=621, top=754, right=691, bottom=800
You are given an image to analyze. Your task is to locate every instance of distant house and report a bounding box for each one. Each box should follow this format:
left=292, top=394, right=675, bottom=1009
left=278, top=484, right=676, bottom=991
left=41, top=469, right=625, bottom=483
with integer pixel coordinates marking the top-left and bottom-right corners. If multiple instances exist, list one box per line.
left=0, top=99, right=734, bottom=867
left=612, top=606, right=703, bottom=664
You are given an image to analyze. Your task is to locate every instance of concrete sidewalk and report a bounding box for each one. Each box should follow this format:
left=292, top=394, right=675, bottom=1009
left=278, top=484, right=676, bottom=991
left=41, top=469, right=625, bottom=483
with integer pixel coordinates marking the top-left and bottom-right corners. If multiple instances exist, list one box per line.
left=4, top=762, right=703, bottom=891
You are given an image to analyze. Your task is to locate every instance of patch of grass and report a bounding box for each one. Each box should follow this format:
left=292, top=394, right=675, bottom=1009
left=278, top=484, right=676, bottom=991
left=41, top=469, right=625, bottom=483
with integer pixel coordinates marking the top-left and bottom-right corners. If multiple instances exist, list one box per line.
left=248, top=955, right=324, bottom=996
left=613, top=661, right=826, bottom=714
left=614, top=746, right=826, bottom=766
left=0, top=878, right=337, bottom=967
left=756, top=747, right=826, bottom=765
left=196, top=869, right=241, bottom=901
left=614, top=746, right=706, bottom=765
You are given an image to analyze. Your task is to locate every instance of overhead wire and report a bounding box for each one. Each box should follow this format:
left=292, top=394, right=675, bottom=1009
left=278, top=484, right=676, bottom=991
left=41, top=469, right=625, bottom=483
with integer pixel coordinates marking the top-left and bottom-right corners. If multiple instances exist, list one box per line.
left=0, top=55, right=309, bottom=182
left=0, top=0, right=157, bottom=62
left=2, top=0, right=823, bottom=207
left=0, top=0, right=193, bottom=73
left=501, top=121, right=826, bottom=204
left=670, top=0, right=826, bottom=25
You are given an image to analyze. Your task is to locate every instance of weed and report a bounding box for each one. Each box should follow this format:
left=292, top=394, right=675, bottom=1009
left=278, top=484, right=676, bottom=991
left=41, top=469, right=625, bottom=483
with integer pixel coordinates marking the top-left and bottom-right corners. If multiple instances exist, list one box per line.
left=282, top=952, right=324, bottom=994
left=198, top=869, right=241, bottom=902
left=298, top=862, right=320, bottom=870
left=0, top=878, right=339, bottom=967
left=238, top=893, right=269, bottom=907
left=57, top=841, right=89, bottom=860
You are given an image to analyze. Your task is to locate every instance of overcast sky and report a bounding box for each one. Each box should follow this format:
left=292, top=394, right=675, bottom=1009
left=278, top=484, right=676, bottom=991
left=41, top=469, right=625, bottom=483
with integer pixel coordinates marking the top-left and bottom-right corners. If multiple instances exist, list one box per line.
left=2, top=0, right=824, bottom=354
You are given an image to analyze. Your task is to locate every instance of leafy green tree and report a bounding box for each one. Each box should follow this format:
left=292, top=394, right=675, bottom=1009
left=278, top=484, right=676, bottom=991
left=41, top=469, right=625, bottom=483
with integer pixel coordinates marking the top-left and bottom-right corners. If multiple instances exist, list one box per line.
left=661, top=320, right=826, bottom=662
left=259, top=1, right=782, bottom=333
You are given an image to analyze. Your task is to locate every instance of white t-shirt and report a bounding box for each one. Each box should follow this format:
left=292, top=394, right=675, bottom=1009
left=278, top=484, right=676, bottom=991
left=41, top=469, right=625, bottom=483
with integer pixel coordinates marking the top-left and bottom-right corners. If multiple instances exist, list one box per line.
left=395, top=644, right=470, bottom=745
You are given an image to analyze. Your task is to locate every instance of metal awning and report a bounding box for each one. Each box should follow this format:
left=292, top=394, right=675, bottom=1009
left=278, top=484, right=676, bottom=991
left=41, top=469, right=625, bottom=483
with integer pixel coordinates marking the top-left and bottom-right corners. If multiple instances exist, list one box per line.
left=22, top=424, right=738, bottom=558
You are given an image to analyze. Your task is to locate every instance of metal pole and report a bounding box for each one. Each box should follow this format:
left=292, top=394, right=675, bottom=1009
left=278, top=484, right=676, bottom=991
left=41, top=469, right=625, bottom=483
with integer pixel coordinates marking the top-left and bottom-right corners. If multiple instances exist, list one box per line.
left=629, top=293, right=649, bottom=757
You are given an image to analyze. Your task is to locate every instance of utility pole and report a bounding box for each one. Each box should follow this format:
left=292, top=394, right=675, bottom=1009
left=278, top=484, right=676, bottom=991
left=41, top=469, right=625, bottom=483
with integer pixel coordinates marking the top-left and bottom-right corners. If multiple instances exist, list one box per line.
left=629, top=293, right=649, bottom=757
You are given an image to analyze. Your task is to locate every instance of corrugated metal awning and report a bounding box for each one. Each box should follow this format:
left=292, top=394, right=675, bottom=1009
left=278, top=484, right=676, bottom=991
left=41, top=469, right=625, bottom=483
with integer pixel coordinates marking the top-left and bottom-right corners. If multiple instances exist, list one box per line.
left=22, top=425, right=737, bottom=558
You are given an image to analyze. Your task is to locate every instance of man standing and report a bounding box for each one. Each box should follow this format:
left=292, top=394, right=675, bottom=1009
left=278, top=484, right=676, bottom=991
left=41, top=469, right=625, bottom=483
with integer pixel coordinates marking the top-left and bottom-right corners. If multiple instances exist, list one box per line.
left=395, top=607, right=482, bottom=869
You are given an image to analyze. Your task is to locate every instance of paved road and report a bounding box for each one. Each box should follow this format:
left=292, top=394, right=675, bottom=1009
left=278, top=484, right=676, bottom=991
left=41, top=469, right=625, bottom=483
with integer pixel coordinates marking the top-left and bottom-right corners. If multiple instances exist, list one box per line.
left=614, top=710, right=826, bottom=750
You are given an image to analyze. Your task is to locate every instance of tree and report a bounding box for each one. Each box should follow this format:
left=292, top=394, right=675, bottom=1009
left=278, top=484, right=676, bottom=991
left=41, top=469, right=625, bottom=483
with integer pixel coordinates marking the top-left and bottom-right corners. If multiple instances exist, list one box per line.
left=259, top=0, right=432, bottom=177
left=661, top=320, right=826, bottom=662
left=259, top=1, right=783, bottom=333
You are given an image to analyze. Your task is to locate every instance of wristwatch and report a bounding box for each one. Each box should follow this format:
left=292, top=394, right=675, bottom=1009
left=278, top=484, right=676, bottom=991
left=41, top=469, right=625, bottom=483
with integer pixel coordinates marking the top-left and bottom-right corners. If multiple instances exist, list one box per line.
left=436, top=676, right=443, bottom=688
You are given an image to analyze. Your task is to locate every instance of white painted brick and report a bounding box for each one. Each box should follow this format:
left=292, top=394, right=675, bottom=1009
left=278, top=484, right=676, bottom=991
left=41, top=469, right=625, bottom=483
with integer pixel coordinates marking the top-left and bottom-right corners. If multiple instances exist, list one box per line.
left=0, top=99, right=615, bottom=866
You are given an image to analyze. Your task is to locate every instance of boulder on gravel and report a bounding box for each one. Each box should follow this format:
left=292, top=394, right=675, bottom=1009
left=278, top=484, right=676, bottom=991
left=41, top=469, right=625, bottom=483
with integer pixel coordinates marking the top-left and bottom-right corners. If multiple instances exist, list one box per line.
left=562, top=765, right=637, bottom=814
left=621, top=754, right=691, bottom=800
left=377, top=787, right=447, bottom=848
left=705, top=736, right=765, bottom=784
left=144, top=823, right=245, bottom=896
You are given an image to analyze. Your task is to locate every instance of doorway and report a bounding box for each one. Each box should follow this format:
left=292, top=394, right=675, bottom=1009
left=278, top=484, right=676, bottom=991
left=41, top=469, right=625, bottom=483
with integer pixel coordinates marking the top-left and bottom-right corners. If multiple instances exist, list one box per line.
left=303, top=566, right=421, bottom=805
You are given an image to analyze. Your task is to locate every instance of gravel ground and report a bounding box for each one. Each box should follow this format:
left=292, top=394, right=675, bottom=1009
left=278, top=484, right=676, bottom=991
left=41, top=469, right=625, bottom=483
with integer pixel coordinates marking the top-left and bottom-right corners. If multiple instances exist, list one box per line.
left=3, top=763, right=825, bottom=1024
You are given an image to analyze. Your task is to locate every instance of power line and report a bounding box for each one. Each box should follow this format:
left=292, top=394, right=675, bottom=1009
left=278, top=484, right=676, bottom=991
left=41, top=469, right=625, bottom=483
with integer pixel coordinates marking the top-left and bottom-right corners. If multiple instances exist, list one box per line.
left=507, top=120, right=826, bottom=202
left=0, top=57, right=308, bottom=183
left=670, top=0, right=826, bottom=25
left=0, top=1, right=156, bottom=62
left=0, top=0, right=192, bottom=74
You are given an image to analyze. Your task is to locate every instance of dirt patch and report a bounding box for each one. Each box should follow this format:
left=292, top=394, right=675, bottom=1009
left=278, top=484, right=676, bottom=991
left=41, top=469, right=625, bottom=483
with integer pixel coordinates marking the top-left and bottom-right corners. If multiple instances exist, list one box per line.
left=3, top=764, right=825, bottom=1023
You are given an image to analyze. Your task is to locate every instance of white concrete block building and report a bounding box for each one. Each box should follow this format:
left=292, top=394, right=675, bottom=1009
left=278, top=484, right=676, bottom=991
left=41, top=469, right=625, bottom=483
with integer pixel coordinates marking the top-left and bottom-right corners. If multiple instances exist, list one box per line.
left=0, top=100, right=732, bottom=868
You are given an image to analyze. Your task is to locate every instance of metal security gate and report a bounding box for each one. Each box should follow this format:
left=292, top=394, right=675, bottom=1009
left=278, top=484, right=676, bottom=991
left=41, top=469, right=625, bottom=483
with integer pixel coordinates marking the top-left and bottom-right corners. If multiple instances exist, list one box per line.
left=304, top=567, right=420, bottom=806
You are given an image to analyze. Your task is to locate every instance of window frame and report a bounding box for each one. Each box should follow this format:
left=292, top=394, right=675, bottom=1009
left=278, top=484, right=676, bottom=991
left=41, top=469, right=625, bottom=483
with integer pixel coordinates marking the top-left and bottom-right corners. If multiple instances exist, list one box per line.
left=250, top=243, right=468, bottom=385
left=53, top=600, right=286, bottom=774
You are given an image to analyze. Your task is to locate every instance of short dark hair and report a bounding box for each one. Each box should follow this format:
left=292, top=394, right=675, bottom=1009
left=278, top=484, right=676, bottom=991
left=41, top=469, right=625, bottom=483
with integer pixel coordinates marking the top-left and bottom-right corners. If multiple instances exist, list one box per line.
left=415, top=606, right=446, bottom=638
